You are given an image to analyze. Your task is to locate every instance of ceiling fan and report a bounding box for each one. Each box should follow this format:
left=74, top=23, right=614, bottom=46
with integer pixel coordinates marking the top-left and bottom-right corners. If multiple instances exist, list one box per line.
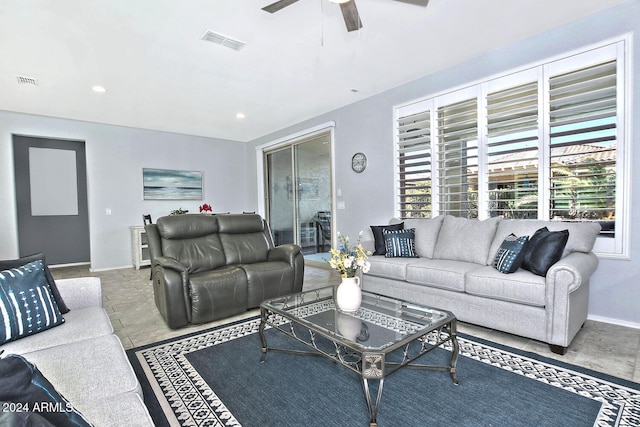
left=262, top=0, right=429, bottom=33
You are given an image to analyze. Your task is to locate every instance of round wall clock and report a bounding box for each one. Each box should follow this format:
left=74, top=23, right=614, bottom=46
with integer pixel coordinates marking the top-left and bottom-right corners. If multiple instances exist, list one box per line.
left=351, top=152, right=367, bottom=173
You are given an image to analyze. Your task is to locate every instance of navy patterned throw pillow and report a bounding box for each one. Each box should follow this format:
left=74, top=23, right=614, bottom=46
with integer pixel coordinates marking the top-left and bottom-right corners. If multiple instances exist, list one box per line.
left=0, top=260, right=65, bottom=344
left=493, top=234, right=529, bottom=274
left=383, top=228, right=419, bottom=258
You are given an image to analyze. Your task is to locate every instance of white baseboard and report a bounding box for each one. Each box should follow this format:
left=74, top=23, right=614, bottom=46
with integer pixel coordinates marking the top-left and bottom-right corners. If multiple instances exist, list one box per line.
left=89, top=264, right=135, bottom=273
left=587, top=314, right=640, bottom=330
left=49, top=262, right=90, bottom=269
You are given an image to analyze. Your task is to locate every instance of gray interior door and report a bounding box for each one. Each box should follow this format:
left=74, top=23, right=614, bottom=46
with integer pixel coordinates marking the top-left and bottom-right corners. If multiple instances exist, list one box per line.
left=13, top=135, right=90, bottom=265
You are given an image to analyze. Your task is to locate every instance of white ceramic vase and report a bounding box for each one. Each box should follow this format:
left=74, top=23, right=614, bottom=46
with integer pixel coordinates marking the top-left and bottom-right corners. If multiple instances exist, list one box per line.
left=336, top=276, right=362, bottom=312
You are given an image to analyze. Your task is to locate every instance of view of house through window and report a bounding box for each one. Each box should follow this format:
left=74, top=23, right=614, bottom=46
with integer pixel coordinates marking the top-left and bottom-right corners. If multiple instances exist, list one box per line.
left=395, top=39, right=626, bottom=256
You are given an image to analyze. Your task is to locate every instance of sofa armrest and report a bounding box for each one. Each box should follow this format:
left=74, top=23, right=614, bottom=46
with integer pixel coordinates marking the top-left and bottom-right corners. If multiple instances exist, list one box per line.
left=153, top=256, right=188, bottom=274
left=150, top=256, right=192, bottom=328
left=544, top=251, right=598, bottom=347
left=153, top=255, right=189, bottom=290
left=268, top=244, right=305, bottom=293
left=55, top=277, right=102, bottom=310
left=546, top=251, right=599, bottom=294
left=268, top=244, right=302, bottom=266
left=360, top=239, right=375, bottom=254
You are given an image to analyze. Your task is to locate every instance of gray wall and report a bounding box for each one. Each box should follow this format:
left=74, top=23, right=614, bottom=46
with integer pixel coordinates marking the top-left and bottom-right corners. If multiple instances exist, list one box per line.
left=248, top=0, right=640, bottom=327
left=0, top=111, right=252, bottom=270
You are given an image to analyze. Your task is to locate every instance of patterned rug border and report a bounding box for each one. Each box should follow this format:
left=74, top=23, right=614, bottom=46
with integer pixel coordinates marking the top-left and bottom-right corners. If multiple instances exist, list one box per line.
left=127, top=315, right=640, bottom=427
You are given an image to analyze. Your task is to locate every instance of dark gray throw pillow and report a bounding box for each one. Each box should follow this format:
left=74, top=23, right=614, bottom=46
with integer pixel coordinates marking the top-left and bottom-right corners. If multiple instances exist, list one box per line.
left=0, top=253, right=69, bottom=314
left=0, top=407, right=56, bottom=426
left=522, top=227, right=569, bottom=277
left=370, top=223, right=404, bottom=255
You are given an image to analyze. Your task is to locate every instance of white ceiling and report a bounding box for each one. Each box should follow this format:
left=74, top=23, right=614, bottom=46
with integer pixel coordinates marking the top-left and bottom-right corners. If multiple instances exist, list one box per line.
left=0, top=0, right=629, bottom=142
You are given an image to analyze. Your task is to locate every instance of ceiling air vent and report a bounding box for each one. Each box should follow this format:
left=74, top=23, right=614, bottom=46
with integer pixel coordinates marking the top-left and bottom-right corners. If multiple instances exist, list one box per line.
left=200, top=30, right=245, bottom=51
left=16, top=75, right=38, bottom=86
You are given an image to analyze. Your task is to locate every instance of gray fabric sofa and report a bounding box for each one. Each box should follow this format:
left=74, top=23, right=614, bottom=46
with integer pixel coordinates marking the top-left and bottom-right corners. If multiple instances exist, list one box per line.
left=0, top=276, right=153, bottom=426
left=362, top=216, right=601, bottom=354
left=146, top=213, right=304, bottom=329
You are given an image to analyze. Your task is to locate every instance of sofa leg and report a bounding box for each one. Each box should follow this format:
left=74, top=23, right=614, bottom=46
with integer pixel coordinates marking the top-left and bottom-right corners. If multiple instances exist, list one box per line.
left=549, top=344, right=568, bottom=355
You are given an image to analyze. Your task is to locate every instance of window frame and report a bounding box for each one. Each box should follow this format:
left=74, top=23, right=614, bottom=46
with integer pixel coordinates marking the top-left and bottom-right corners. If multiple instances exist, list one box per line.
left=394, top=36, right=631, bottom=259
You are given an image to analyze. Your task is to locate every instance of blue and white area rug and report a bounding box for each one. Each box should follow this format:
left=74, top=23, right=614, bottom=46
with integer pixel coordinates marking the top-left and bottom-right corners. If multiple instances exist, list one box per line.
left=127, top=316, right=640, bottom=427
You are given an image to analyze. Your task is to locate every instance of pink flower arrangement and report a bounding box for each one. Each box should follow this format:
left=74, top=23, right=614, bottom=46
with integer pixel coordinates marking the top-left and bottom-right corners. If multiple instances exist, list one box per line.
left=199, top=203, right=212, bottom=213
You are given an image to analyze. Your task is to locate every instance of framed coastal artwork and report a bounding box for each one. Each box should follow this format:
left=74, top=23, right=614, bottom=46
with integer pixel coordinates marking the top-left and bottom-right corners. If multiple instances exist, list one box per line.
left=143, top=168, right=203, bottom=200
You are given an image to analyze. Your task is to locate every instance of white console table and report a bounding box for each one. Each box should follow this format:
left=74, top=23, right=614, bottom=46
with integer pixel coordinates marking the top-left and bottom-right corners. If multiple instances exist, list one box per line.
left=131, top=225, right=151, bottom=269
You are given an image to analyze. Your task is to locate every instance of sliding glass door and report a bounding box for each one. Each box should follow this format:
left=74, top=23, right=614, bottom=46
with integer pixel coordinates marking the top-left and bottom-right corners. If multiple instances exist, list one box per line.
left=265, top=132, right=332, bottom=262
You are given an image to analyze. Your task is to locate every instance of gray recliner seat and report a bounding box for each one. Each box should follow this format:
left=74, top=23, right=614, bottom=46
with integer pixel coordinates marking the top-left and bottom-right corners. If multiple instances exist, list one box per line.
left=146, top=214, right=304, bottom=328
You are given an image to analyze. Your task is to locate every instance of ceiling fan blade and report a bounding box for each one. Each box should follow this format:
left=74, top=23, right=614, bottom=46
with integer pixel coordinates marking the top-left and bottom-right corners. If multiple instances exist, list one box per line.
left=262, top=0, right=300, bottom=14
left=393, top=0, right=429, bottom=6
left=340, top=1, right=363, bottom=32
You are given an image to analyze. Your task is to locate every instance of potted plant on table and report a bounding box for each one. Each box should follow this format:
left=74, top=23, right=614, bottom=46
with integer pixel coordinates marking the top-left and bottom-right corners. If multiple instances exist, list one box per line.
left=327, top=231, right=371, bottom=312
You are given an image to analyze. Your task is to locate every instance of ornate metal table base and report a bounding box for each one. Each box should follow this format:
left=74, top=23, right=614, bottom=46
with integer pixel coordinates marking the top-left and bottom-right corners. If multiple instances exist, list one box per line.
left=259, top=291, right=460, bottom=427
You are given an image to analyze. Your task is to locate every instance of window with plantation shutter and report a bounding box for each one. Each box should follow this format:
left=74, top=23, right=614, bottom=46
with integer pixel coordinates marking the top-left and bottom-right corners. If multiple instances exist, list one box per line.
left=548, top=60, right=617, bottom=237
left=397, top=109, right=432, bottom=218
left=394, top=37, right=628, bottom=257
left=486, top=80, right=539, bottom=219
left=436, top=97, right=479, bottom=218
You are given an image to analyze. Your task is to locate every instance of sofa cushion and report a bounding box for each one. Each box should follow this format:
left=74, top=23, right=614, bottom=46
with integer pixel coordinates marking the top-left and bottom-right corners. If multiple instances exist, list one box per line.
left=217, top=213, right=265, bottom=234
left=242, top=261, right=296, bottom=307
left=433, top=216, right=501, bottom=265
left=493, top=234, right=529, bottom=274
left=0, top=253, right=69, bottom=314
left=156, top=214, right=218, bottom=239
left=220, top=232, right=271, bottom=264
left=162, top=234, right=226, bottom=273
left=406, top=259, right=481, bottom=292
left=465, top=266, right=546, bottom=307
left=370, top=223, right=404, bottom=255
left=0, top=354, right=92, bottom=427
left=384, top=228, right=419, bottom=258
left=77, top=393, right=152, bottom=427
left=189, top=266, right=248, bottom=323
left=21, top=334, right=142, bottom=405
left=366, top=255, right=417, bottom=281
left=0, top=307, right=113, bottom=354
left=522, top=227, right=569, bottom=277
left=0, top=260, right=65, bottom=345
left=487, top=219, right=601, bottom=265
left=404, top=216, right=445, bottom=259
left=218, top=214, right=271, bottom=264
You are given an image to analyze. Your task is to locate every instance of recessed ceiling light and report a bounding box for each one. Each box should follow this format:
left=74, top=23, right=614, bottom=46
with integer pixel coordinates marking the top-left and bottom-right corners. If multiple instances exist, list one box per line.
left=92, top=85, right=107, bottom=93
left=236, top=112, right=246, bottom=119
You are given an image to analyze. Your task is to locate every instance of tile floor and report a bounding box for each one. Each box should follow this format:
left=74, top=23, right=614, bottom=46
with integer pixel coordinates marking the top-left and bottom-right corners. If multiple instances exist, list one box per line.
left=51, top=264, right=640, bottom=383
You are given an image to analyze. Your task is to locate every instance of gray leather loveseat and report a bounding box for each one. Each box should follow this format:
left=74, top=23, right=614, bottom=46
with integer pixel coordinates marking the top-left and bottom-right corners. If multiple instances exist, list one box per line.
left=146, top=214, right=304, bottom=329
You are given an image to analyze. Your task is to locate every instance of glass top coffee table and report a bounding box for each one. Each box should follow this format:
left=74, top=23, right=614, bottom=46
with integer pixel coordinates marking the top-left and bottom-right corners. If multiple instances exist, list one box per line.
left=259, top=286, right=459, bottom=427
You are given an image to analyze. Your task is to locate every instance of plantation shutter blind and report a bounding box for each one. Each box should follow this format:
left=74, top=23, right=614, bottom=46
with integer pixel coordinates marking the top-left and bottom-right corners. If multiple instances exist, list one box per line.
left=436, top=97, right=478, bottom=218
left=548, top=60, right=617, bottom=232
left=486, top=81, right=539, bottom=218
left=397, top=109, right=432, bottom=218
